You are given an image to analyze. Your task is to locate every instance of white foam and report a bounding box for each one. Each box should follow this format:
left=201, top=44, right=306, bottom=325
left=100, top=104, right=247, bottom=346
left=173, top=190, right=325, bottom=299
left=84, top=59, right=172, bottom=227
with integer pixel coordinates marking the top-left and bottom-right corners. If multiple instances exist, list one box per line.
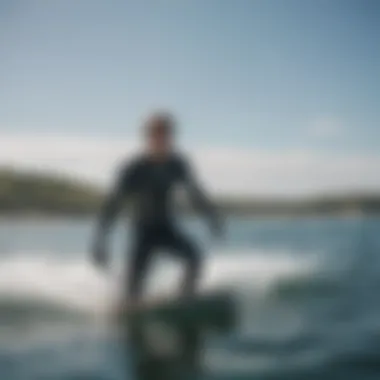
left=147, top=249, right=319, bottom=296
left=0, top=253, right=116, bottom=314
left=0, top=248, right=319, bottom=316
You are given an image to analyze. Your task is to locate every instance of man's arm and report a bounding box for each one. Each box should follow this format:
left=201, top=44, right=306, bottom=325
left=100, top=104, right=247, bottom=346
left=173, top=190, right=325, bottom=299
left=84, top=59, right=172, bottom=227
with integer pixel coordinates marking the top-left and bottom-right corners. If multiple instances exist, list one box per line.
left=180, top=158, right=223, bottom=237
left=92, top=162, right=137, bottom=267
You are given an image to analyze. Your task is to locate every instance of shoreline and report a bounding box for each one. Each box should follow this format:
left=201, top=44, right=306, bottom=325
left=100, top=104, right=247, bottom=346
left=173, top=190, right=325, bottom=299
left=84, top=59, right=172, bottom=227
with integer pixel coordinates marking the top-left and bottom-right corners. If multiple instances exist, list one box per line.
left=0, top=211, right=379, bottom=223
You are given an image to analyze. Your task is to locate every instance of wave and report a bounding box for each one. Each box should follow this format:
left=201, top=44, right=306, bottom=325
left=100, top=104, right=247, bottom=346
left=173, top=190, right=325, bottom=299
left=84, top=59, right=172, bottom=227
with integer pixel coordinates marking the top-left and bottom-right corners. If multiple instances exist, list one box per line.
left=0, top=249, right=319, bottom=326
left=271, top=273, right=346, bottom=301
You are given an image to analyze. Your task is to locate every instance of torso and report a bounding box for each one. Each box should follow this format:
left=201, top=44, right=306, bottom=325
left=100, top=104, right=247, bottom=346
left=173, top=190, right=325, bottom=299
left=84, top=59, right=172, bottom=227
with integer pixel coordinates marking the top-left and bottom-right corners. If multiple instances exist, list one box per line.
left=127, top=154, right=186, bottom=226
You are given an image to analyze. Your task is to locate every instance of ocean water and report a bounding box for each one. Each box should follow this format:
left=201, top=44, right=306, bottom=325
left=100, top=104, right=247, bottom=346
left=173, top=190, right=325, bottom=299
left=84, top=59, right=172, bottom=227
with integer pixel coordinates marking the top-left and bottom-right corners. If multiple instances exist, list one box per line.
left=0, top=216, right=380, bottom=380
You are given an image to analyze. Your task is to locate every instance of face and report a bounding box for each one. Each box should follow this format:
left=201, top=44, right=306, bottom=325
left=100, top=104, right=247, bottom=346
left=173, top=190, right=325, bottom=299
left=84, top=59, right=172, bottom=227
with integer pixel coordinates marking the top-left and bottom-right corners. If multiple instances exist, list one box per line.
left=146, top=118, right=174, bottom=157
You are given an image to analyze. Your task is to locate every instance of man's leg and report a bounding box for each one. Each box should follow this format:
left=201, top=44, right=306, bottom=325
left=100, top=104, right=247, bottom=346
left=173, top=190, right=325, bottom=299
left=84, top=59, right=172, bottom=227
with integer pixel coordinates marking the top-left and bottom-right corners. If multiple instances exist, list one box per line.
left=127, top=229, right=153, bottom=302
left=164, top=228, right=202, bottom=297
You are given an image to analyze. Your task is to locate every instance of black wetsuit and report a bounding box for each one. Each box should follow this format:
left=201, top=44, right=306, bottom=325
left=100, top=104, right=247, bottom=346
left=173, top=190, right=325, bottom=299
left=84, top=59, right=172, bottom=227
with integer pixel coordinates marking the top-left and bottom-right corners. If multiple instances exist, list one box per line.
left=96, top=153, right=219, bottom=300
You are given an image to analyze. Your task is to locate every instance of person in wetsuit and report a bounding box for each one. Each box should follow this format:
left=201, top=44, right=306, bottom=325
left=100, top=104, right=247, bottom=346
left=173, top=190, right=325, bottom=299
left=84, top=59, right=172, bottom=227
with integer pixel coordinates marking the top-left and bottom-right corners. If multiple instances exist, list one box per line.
left=92, top=111, right=223, bottom=302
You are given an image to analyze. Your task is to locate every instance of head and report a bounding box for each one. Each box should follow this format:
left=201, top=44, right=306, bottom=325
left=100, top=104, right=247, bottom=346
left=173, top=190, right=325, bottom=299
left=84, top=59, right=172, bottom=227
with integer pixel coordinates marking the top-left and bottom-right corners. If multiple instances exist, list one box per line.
left=143, top=111, right=176, bottom=158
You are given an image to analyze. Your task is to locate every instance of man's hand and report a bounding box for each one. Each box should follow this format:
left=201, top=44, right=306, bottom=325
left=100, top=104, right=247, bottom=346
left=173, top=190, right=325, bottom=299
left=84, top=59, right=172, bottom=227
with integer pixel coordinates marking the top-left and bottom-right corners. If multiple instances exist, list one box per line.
left=92, top=238, right=108, bottom=269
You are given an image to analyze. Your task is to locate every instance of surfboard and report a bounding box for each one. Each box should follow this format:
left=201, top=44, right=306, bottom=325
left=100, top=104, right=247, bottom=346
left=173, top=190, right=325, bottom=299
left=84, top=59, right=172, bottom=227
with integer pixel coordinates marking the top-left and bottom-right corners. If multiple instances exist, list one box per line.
left=119, top=289, right=236, bottom=331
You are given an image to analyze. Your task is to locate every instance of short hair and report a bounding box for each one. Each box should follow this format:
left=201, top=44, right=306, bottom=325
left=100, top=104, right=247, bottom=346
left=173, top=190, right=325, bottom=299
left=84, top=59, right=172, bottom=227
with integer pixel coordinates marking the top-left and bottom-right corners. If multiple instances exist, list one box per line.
left=144, top=111, right=175, bottom=137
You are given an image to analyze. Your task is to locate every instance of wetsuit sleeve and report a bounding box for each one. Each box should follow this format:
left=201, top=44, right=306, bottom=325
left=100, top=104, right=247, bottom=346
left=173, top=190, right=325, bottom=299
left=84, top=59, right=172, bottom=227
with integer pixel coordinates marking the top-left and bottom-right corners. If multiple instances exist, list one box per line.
left=96, top=161, right=138, bottom=237
left=180, top=158, right=220, bottom=228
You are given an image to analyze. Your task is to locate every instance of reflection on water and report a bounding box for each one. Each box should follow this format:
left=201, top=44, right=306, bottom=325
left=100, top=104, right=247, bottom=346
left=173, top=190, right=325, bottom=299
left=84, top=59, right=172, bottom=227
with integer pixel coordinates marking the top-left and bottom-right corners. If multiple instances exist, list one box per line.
left=127, top=321, right=203, bottom=380
left=124, top=293, right=237, bottom=380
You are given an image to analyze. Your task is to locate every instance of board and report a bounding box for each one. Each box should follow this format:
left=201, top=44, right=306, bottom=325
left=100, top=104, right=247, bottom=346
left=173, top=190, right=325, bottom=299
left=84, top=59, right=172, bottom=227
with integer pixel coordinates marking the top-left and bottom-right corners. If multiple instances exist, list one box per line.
left=119, top=290, right=236, bottom=331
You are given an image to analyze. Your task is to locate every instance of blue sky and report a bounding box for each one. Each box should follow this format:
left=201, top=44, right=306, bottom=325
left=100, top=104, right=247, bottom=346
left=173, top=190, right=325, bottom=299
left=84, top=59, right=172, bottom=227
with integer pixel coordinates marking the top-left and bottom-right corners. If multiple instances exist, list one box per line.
left=0, top=0, right=379, bottom=195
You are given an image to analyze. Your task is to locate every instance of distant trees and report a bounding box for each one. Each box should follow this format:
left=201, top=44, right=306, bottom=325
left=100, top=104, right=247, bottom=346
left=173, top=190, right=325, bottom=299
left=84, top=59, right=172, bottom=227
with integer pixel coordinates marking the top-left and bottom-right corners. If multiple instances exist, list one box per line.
left=0, top=168, right=101, bottom=215
left=0, top=168, right=379, bottom=217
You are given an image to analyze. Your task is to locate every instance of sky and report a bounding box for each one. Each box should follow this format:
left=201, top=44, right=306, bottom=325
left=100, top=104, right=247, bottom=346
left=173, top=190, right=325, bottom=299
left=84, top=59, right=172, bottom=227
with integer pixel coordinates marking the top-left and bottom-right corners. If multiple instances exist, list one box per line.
left=1, top=0, right=379, bottom=196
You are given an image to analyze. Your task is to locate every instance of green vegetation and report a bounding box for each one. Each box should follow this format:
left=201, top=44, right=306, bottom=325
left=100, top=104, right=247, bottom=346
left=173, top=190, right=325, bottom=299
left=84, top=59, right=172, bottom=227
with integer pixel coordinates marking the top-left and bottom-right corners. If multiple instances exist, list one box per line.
left=0, top=168, right=101, bottom=216
left=0, top=168, right=379, bottom=217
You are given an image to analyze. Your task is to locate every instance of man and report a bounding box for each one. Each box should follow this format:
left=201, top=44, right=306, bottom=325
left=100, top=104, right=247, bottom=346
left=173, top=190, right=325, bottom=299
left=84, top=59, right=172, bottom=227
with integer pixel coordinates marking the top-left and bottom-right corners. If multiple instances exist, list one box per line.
left=92, top=111, right=222, bottom=302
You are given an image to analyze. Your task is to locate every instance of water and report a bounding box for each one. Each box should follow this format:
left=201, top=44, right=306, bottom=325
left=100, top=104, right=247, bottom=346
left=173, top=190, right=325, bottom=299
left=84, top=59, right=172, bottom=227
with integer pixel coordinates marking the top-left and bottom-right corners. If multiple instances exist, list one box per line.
left=0, top=216, right=380, bottom=379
